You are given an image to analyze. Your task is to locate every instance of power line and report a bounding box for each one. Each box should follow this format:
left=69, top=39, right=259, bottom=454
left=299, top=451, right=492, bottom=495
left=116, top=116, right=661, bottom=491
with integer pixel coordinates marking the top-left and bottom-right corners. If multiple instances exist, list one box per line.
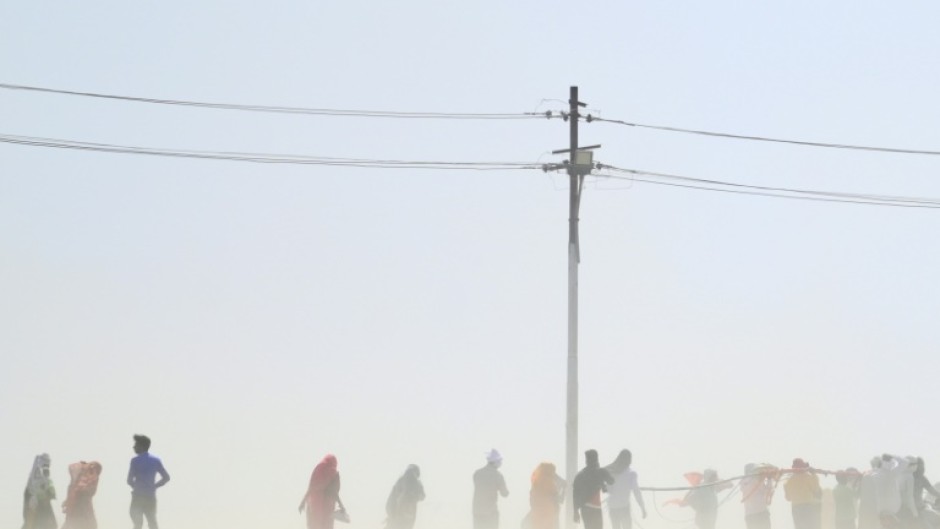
left=6, top=129, right=940, bottom=209
left=0, top=82, right=541, bottom=120
left=598, top=164, right=940, bottom=205
left=593, top=164, right=940, bottom=209
left=587, top=115, right=940, bottom=156
left=7, top=81, right=939, bottom=155
left=0, top=133, right=541, bottom=170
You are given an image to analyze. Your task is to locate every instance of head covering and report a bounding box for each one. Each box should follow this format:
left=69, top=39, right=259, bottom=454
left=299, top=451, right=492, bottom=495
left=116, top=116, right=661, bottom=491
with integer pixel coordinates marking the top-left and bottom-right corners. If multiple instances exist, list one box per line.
left=531, top=462, right=556, bottom=485
left=792, top=458, right=809, bottom=469
left=26, top=454, right=55, bottom=504
left=606, top=450, right=632, bottom=474
left=703, top=469, right=719, bottom=484
left=27, top=454, right=52, bottom=493
left=387, top=463, right=424, bottom=519
left=71, top=461, right=102, bottom=489
left=486, top=449, right=502, bottom=465
left=63, top=461, right=102, bottom=513
left=309, top=454, right=339, bottom=493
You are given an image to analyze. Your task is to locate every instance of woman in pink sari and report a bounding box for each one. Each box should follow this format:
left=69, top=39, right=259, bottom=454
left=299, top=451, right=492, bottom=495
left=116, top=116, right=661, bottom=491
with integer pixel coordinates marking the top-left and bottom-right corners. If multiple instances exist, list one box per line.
left=61, top=461, right=102, bottom=529
left=299, top=454, right=343, bottom=529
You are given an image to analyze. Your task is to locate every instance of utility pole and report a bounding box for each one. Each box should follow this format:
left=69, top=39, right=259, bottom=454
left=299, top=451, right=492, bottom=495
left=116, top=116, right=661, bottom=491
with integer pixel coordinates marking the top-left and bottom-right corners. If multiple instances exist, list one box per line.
left=552, top=86, right=597, bottom=529
left=566, top=86, right=581, bottom=529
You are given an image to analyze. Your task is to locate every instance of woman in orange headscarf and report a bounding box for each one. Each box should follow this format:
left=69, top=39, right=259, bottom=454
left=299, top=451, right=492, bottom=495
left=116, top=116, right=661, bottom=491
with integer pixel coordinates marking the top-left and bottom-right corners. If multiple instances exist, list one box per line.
left=299, top=454, right=343, bottom=529
left=529, top=462, right=564, bottom=529
left=61, top=461, right=102, bottom=529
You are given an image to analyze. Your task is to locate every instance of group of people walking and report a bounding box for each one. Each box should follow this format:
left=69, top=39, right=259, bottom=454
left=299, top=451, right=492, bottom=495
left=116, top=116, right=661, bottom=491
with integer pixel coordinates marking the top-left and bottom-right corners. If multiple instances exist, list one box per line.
left=299, top=455, right=426, bottom=529
left=297, top=449, right=940, bottom=529
left=668, top=455, right=940, bottom=529
left=298, top=448, right=646, bottom=529
left=22, top=434, right=170, bottom=529
left=27, top=439, right=937, bottom=529
left=472, top=448, right=646, bottom=529
left=777, top=454, right=940, bottom=529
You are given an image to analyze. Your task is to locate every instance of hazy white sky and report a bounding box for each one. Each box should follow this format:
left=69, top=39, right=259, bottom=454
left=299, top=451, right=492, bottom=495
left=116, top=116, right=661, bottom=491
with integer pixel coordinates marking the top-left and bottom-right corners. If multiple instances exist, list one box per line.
left=3, top=2, right=940, bottom=529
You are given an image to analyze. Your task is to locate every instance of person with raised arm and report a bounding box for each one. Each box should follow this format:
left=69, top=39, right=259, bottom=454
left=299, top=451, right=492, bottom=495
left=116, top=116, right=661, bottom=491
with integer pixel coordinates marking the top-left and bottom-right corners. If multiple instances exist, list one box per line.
left=740, top=463, right=777, bottom=529
left=784, top=458, right=822, bottom=529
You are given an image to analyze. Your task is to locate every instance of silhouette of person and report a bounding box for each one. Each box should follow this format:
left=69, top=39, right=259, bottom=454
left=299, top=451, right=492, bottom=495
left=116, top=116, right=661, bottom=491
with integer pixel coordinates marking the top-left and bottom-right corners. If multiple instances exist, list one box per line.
left=740, top=463, right=777, bottom=529
left=299, top=454, right=344, bottom=529
left=857, top=457, right=881, bottom=529
left=473, top=449, right=509, bottom=529
left=683, top=469, right=730, bottom=529
left=61, top=461, right=102, bottom=529
left=833, top=469, right=859, bottom=529
left=605, top=450, right=646, bottom=529
left=572, top=449, right=614, bottom=529
left=912, top=457, right=940, bottom=525
left=529, top=462, right=565, bottom=529
left=784, top=458, right=821, bottom=529
left=386, top=464, right=425, bottom=529
left=127, top=434, right=170, bottom=529
left=23, top=454, right=57, bottom=529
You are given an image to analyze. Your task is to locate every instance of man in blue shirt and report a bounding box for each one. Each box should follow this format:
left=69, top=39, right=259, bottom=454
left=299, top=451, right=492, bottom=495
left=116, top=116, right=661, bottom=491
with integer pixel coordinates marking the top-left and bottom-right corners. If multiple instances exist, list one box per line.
left=127, top=434, right=170, bottom=529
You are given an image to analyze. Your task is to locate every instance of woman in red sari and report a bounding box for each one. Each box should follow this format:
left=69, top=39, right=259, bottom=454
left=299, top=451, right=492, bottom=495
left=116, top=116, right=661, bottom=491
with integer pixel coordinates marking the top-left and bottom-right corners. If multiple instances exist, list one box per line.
left=61, top=461, right=102, bottom=529
left=299, top=454, right=342, bottom=529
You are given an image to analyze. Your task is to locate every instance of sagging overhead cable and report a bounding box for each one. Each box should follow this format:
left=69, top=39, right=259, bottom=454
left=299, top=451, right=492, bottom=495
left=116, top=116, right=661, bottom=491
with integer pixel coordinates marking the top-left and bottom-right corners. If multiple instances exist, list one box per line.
left=0, top=82, right=541, bottom=120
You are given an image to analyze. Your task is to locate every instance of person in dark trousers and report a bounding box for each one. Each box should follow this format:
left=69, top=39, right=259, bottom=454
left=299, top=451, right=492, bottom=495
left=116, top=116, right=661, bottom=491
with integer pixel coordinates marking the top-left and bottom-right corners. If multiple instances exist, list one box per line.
left=572, top=450, right=614, bottom=529
left=386, top=464, right=425, bottom=529
left=473, top=449, right=509, bottom=529
left=127, top=434, right=170, bottom=529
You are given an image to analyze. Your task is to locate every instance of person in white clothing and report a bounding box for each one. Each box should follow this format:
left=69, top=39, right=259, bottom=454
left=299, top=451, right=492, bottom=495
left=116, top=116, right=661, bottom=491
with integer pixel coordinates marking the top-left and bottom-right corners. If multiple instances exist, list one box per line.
left=740, top=463, right=777, bottom=529
left=604, top=450, right=646, bottom=529
left=876, top=455, right=903, bottom=526
left=896, top=457, right=918, bottom=528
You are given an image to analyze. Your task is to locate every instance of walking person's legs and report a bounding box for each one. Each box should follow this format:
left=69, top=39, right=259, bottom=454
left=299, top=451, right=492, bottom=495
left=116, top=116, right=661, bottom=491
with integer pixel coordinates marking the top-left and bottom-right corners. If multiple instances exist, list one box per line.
left=609, top=507, right=631, bottom=529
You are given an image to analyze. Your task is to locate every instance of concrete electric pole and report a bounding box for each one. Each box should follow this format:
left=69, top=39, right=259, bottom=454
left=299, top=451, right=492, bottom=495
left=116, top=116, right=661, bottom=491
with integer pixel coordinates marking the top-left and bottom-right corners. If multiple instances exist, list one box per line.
left=551, top=86, right=598, bottom=529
